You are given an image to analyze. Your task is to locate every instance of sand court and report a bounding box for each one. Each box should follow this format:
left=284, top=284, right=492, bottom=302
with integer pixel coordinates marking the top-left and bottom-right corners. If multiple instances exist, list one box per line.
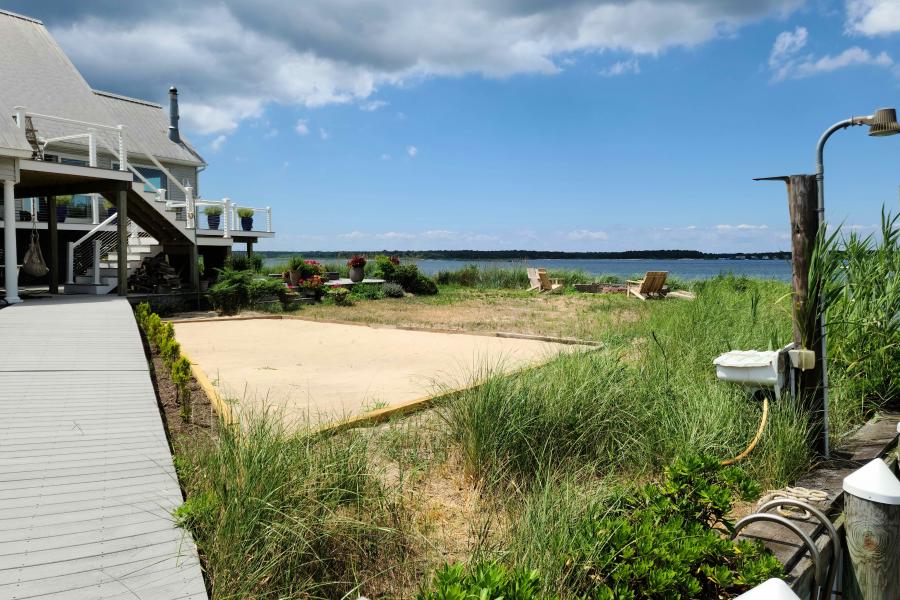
left=174, top=318, right=580, bottom=426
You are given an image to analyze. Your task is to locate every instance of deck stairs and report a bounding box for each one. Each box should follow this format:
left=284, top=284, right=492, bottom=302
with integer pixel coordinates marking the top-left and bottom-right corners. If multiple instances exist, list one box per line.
left=64, top=234, right=162, bottom=295
left=64, top=180, right=193, bottom=295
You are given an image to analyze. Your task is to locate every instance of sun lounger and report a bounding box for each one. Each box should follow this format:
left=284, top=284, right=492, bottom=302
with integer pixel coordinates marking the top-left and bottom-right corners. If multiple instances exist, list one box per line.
left=537, top=268, right=563, bottom=293
left=627, top=271, right=668, bottom=300
left=526, top=267, right=541, bottom=291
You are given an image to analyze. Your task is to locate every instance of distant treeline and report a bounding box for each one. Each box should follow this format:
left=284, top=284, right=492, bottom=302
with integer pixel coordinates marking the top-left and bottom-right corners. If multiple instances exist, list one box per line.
left=255, top=249, right=791, bottom=260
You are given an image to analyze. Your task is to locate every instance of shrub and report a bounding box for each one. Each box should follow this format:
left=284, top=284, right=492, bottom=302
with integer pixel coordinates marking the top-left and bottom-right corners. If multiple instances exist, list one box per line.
left=328, top=287, right=352, bottom=306
left=171, top=356, right=193, bottom=423
left=208, top=268, right=288, bottom=314
left=374, top=255, right=398, bottom=280
left=386, top=264, right=438, bottom=295
left=559, top=456, right=780, bottom=598
left=351, top=283, right=385, bottom=301
left=418, top=562, right=543, bottom=600
left=224, top=253, right=263, bottom=273
left=383, top=282, right=405, bottom=298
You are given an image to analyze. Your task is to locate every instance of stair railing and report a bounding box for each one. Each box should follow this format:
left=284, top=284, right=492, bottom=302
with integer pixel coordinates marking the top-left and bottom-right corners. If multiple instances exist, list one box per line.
left=67, top=213, right=128, bottom=284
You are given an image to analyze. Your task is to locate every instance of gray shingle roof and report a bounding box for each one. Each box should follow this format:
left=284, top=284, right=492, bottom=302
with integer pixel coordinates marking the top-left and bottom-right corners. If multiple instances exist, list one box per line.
left=0, top=11, right=204, bottom=166
left=0, top=104, right=32, bottom=158
left=94, top=91, right=205, bottom=166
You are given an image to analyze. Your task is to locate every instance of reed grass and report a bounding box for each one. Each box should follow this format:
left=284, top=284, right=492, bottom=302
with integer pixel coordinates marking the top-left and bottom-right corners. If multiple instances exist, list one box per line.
left=174, top=412, right=410, bottom=599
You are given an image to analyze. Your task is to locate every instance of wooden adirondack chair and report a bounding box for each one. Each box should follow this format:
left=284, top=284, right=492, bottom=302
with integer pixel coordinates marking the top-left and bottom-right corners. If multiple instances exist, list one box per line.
left=526, top=267, right=541, bottom=291
left=627, top=271, right=668, bottom=300
left=537, top=268, right=563, bottom=293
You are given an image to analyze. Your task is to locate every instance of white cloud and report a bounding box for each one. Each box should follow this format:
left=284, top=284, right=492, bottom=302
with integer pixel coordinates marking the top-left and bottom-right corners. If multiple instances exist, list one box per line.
left=210, top=134, right=227, bottom=151
left=295, top=119, right=310, bottom=135
left=769, top=26, right=807, bottom=70
left=567, top=229, right=610, bottom=240
left=319, top=127, right=330, bottom=140
left=599, top=58, right=640, bottom=76
left=360, top=99, right=388, bottom=111
left=715, top=224, right=769, bottom=230
left=46, top=1, right=803, bottom=134
left=846, top=0, right=900, bottom=36
left=768, top=26, right=893, bottom=81
left=406, top=145, right=418, bottom=157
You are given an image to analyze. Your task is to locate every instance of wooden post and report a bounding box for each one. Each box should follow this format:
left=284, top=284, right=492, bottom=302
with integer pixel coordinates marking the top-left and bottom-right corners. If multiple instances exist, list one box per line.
left=843, top=459, right=900, bottom=600
left=246, top=241, right=253, bottom=257
left=116, top=188, right=128, bottom=296
left=755, top=174, right=826, bottom=455
left=189, top=244, right=200, bottom=292
left=47, top=196, right=58, bottom=294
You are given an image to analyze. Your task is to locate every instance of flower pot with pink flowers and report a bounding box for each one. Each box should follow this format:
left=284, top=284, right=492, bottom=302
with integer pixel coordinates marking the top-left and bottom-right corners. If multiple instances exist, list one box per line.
left=347, top=255, right=366, bottom=282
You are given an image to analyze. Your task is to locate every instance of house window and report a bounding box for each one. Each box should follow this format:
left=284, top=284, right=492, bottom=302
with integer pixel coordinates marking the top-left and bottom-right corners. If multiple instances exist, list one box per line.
left=60, top=157, right=88, bottom=167
left=135, top=167, right=166, bottom=193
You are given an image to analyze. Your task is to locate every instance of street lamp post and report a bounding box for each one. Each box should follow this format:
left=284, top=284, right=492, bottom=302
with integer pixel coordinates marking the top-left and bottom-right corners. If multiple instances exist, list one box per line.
left=814, top=108, right=900, bottom=457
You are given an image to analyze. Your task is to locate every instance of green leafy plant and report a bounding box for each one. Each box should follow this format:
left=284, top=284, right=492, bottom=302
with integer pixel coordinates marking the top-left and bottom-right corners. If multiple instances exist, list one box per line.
left=559, top=456, right=779, bottom=598
left=236, top=207, right=255, bottom=218
left=383, top=282, right=405, bottom=298
left=287, top=256, right=323, bottom=279
left=225, top=253, right=263, bottom=273
left=351, top=283, right=385, bottom=301
left=385, top=264, right=438, bottom=295
left=418, top=562, right=545, bottom=600
left=328, top=287, right=352, bottom=306
left=171, top=356, right=193, bottom=423
left=204, top=205, right=223, bottom=216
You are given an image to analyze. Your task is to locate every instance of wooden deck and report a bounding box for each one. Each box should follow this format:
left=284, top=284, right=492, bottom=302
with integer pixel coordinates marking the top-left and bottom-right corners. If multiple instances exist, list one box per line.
left=0, top=296, right=207, bottom=599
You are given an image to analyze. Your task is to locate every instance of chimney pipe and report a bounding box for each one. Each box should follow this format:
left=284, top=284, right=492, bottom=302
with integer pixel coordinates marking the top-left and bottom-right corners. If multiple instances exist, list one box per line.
left=168, top=86, right=181, bottom=143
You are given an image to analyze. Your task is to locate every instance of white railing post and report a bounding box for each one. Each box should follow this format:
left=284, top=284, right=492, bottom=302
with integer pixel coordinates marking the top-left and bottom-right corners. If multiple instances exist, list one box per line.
left=91, top=195, right=99, bottom=225
left=87, top=128, right=97, bottom=167
left=223, top=198, right=231, bottom=239
left=30, top=198, right=36, bottom=221
left=266, top=207, right=272, bottom=232
left=67, top=241, right=75, bottom=284
left=117, top=125, right=127, bottom=171
left=157, top=188, right=167, bottom=204
left=185, top=185, right=194, bottom=229
left=93, top=239, right=101, bottom=285
left=13, top=106, right=25, bottom=128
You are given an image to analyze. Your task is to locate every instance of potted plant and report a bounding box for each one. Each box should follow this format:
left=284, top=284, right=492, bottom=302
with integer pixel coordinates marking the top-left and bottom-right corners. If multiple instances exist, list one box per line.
left=347, top=255, right=367, bottom=283
left=205, top=205, right=223, bottom=230
left=237, top=207, right=254, bottom=231
left=55, top=196, right=72, bottom=223
left=287, top=257, right=322, bottom=286
left=297, top=274, right=325, bottom=299
left=104, top=200, right=117, bottom=218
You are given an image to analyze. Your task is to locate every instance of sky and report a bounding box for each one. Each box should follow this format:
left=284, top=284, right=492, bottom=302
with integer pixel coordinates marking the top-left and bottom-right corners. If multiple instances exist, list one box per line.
left=7, top=0, right=900, bottom=252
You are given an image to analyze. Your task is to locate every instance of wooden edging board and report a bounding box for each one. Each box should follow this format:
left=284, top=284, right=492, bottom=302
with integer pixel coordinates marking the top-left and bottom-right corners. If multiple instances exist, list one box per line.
left=182, top=351, right=236, bottom=427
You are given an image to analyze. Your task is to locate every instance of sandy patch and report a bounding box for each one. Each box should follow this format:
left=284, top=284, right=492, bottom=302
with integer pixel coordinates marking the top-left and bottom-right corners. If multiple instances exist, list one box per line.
left=175, top=318, right=578, bottom=426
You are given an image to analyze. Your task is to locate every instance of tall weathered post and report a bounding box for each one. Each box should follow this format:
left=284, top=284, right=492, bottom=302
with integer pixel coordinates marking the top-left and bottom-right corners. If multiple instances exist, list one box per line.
left=754, top=174, right=826, bottom=455
left=842, top=458, right=900, bottom=599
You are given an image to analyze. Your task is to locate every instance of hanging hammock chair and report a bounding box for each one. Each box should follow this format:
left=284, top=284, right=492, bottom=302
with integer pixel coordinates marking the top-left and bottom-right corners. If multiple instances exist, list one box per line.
left=21, top=217, right=49, bottom=278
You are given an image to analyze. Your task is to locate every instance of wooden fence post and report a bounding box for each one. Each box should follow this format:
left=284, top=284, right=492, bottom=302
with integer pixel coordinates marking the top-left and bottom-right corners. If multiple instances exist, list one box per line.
left=755, top=174, right=826, bottom=455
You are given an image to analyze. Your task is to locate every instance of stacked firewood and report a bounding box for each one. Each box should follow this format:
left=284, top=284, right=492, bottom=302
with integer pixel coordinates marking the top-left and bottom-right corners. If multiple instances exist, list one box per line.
left=128, top=254, right=182, bottom=293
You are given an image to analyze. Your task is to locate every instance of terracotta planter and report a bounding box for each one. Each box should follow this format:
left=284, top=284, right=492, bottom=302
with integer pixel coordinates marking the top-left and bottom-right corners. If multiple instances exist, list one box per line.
left=349, top=266, right=365, bottom=282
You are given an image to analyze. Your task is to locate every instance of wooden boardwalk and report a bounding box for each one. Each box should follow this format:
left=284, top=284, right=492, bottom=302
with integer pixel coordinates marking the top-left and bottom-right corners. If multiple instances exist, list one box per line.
left=0, top=296, right=207, bottom=599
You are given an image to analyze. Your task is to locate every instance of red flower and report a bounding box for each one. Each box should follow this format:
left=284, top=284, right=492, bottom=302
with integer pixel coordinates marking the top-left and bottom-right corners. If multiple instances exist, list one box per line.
left=389, top=256, right=401, bottom=265
left=347, top=255, right=367, bottom=268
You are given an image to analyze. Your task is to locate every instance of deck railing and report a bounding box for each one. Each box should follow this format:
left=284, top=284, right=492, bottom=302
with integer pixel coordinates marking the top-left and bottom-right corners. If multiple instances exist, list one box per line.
left=12, top=106, right=273, bottom=237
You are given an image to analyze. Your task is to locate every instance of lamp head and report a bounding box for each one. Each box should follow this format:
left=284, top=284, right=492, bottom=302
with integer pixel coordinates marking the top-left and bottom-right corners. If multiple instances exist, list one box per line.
left=867, top=108, right=900, bottom=137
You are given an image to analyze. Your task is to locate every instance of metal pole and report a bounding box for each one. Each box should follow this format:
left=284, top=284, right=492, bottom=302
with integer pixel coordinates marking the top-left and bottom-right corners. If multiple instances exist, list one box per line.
left=814, top=117, right=867, bottom=458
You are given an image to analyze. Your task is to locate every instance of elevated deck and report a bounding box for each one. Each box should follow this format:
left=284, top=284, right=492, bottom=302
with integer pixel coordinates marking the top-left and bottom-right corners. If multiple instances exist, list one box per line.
left=0, top=296, right=206, bottom=599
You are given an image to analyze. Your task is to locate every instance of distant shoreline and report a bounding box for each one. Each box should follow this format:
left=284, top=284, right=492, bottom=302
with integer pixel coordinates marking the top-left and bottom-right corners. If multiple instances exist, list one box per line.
left=254, top=250, right=791, bottom=261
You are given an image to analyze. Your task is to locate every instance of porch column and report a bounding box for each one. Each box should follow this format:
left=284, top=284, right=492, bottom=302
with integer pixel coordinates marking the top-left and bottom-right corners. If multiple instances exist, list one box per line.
left=3, top=179, right=20, bottom=304
left=246, top=241, right=253, bottom=257
left=189, top=244, right=199, bottom=291
left=116, top=189, right=128, bottom=296
left=47, top=196, right=59, bottom=294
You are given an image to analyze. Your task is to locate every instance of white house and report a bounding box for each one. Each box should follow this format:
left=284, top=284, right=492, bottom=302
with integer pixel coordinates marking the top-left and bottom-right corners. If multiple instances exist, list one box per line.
left=0, top=8, right=274, bottom=302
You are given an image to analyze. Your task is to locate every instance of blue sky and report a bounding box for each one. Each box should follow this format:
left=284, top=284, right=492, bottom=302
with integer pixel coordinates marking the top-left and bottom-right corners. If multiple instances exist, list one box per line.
left=11, top=0, right=900, bottom=251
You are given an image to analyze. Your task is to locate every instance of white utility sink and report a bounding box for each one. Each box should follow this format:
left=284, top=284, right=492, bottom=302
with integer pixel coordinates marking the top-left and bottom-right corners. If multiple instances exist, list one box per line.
left=713, top=350, right=779, bottom=388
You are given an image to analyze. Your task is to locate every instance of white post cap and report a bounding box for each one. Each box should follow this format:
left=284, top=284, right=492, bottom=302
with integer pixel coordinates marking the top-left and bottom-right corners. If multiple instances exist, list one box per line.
left=734, top=578, right=800, bottom=600
left=843, top=458, right=900, bottom=505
